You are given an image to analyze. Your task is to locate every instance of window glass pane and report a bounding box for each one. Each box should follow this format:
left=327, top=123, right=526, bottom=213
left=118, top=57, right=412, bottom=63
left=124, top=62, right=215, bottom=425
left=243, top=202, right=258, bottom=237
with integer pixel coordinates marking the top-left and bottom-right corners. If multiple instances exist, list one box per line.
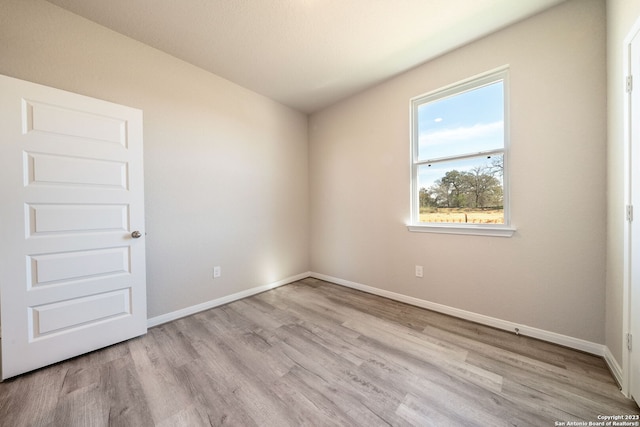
left=417, top=81, right=504, bottom=162
left=417, top=155, right=504, bottom=224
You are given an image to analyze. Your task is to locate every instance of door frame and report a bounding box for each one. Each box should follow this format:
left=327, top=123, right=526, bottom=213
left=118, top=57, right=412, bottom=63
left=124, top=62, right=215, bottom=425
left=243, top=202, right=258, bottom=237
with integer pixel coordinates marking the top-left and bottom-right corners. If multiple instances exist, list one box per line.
left=622, top=15, right=640, bottom=399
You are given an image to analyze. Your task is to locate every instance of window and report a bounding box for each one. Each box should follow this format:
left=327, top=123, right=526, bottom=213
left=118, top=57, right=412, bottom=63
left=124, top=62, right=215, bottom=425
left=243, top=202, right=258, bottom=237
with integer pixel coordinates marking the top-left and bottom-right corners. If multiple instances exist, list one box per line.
left=408, top=67, right=515, bottom=237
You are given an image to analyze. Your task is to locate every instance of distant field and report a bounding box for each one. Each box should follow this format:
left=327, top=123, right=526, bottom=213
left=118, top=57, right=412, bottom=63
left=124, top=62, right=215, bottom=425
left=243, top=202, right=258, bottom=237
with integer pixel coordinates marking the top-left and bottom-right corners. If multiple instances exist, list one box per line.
left=420, top=208, right=504, bottom=224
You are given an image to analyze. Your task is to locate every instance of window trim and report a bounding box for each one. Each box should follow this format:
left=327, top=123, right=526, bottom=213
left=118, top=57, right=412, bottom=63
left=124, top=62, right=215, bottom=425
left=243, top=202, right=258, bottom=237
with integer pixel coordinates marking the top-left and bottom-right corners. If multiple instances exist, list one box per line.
left=408, top=66, right=515, bottom=237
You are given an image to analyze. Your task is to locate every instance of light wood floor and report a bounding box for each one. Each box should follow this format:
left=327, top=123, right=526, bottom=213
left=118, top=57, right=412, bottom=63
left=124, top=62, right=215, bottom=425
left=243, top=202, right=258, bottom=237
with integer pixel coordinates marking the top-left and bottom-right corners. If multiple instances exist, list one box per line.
left=0, top=278, right=637, bottom=426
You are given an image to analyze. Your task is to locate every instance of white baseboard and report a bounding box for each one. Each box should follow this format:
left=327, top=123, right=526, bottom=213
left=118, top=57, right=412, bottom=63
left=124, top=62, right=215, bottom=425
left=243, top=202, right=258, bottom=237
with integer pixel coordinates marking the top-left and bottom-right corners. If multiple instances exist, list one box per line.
left=146, top=271, right=311, bottom=328
left=310, top=272, right=606, bottom=356
left=147, top=270, right=611, bottom=360
left=604, top=346, right=624, bottom=389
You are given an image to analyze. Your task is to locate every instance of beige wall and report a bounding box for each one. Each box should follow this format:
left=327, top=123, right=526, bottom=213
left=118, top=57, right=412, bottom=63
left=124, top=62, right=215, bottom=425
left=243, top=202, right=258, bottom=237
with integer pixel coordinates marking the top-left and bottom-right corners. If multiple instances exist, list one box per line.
left=606, top=0, right=640, bottom=366
left=0, top=0, right=309, bottom=318
left=309, top=0, right=607, bottom=343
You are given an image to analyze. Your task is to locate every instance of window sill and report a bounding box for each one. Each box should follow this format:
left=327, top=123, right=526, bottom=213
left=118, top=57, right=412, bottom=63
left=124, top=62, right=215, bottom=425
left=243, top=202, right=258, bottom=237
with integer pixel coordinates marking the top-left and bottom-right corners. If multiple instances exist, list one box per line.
left=407, top=224, right=516, bottom=237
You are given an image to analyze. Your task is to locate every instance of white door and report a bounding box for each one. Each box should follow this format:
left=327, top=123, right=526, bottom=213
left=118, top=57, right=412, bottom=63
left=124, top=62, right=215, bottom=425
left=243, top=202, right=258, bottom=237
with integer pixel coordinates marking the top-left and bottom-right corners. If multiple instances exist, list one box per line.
left=0, top=74, right=147, bottom=379
left=631, top=30, right=640, bottom=404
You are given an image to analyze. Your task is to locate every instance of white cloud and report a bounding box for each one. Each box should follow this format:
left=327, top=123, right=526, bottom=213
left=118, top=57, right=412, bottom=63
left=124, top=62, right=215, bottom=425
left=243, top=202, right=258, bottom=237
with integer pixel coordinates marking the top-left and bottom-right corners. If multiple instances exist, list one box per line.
left=420, top=121, right=503, bottom=145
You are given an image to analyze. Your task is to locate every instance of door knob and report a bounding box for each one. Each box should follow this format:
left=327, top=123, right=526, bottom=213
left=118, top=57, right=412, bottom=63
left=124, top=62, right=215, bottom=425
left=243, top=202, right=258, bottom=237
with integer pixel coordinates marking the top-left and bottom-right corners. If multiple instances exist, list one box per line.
left=131, top=231, right=142, bottom=238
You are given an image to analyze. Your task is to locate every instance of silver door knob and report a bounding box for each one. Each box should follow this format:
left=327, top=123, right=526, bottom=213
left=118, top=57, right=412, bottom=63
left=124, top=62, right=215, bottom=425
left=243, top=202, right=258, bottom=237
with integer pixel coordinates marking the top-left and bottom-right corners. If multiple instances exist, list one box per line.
left=131, top=231, right=142, bottom=238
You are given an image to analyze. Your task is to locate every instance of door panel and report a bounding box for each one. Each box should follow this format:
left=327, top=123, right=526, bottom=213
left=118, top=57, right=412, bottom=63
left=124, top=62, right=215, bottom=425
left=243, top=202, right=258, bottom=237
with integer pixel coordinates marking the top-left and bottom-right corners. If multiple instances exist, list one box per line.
left=25, top=100, right=127, bottom=145
left=29, top=247, right=131, bottom=285
left=0, top=74, right=146, bottom=379
left=27, top=204, right=129, bottom=235
left=25, top=153, right=128, bottom=188
left=32, top=289, right=131, bottom=337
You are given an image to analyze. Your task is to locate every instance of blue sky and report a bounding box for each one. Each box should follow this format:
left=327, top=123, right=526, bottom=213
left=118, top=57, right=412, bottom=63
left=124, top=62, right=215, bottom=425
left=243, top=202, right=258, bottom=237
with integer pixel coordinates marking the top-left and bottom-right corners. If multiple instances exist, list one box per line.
left=417, top=81, right=504, bottom=190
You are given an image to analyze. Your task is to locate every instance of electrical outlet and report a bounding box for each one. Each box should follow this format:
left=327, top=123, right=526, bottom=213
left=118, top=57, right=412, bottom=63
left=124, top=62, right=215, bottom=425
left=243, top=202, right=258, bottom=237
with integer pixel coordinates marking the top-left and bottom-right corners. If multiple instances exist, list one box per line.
left=213, top=266, right=221, bottom=278
left=415, top=265, right=423, bottom=278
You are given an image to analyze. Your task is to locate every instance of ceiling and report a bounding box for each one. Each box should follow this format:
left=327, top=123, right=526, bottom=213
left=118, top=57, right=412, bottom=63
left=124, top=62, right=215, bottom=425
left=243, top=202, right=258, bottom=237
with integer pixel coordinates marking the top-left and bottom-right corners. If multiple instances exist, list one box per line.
left=45, top=0, right=566, bottom=113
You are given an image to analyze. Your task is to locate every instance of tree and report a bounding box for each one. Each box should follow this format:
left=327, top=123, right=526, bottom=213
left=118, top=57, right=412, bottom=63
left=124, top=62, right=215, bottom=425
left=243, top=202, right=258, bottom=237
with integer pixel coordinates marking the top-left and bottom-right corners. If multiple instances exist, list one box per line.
left=486, top=155, right=504, bottom=178
left=467, top=165, right=502, bottom=208
left=427, top=178, right=451, bottom=208
left=424, top=158, right=503, bottom=210
left=419, top=187, right=431, bottom=208
left=438, top=170, right=470, bottom=208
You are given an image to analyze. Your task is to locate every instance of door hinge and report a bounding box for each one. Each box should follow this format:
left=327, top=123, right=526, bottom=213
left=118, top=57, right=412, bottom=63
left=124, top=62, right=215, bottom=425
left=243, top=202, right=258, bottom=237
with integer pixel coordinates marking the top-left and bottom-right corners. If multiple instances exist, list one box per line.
left=627, top=205, right=634, bottom=222
left=628, top=75, right=634, bottom=93
left=628, top=333, right=633, bottom=351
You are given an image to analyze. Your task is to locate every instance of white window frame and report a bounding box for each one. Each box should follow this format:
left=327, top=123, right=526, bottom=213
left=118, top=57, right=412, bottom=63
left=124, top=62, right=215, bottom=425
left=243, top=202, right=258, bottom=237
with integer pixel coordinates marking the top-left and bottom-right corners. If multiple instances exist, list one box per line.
left=408, top=66, right=515, bottom=237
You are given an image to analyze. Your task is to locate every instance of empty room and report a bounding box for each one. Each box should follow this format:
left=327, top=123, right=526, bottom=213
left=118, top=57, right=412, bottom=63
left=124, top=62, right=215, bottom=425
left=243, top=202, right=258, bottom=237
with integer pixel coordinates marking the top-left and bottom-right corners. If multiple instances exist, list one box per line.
left=1, top=0, right=640, bottom=425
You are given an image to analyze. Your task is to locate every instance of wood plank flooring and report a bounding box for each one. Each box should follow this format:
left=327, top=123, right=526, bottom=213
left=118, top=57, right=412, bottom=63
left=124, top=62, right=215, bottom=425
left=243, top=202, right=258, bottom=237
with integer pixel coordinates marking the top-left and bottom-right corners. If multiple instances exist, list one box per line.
left=0, top=277, right=637, bottom=426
